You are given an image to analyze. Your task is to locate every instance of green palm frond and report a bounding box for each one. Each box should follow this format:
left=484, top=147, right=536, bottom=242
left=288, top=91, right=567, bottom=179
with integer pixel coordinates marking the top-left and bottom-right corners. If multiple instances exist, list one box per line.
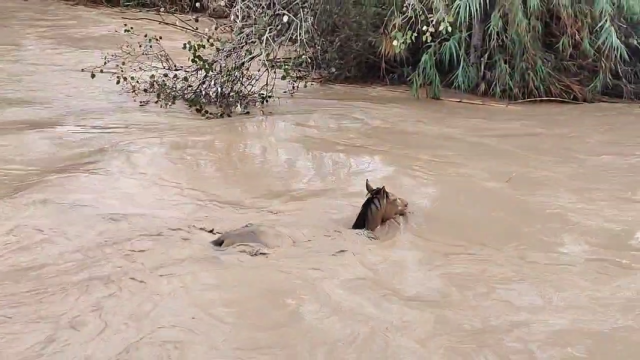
left=361, top=0, right=640, bottom=101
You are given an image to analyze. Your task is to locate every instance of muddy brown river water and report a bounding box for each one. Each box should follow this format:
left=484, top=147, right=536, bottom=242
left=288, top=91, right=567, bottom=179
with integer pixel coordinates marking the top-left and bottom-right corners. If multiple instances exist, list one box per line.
left=1, top=1, right=640, bottom=359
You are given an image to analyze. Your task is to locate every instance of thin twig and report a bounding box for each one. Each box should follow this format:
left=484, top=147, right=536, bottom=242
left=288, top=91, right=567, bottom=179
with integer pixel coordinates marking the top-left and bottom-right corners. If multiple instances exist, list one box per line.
left=508, top=97, right=586, bottom=105
left=505, top=173, right=516, bottom=183
left=120, top=16, right=205, bottom=36
left=440, top=97, right=515, bottom=108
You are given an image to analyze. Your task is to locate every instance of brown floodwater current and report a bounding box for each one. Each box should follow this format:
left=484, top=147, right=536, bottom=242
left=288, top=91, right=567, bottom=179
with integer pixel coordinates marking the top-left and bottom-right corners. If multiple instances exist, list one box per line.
left=1, top=1, right=639, bottom=359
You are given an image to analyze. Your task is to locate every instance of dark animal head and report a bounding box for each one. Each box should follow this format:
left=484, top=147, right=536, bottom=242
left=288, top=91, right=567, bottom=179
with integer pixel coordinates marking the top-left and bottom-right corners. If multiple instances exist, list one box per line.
left=352, top=179, right=409, bottom=231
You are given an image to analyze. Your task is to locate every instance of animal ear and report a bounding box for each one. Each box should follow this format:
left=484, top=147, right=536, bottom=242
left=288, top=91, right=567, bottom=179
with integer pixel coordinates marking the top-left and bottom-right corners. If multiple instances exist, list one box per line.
left=365, top=179, right=374, bottom=193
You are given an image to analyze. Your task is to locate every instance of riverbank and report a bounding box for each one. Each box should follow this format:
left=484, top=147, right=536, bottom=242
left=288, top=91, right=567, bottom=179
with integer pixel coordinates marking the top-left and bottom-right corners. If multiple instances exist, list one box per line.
left=64, top=0, right=640, bottom=115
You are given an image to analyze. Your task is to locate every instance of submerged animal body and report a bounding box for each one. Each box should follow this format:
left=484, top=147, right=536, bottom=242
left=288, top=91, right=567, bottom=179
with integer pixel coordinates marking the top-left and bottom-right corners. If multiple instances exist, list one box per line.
left=210, top=223, right=295, bottom=249
left=351, top=179, right=409, bottom=232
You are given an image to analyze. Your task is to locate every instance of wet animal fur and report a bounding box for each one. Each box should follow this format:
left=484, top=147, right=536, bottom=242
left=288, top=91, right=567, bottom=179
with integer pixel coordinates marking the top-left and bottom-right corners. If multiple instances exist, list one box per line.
left=352, top=179, right=409, bottom=232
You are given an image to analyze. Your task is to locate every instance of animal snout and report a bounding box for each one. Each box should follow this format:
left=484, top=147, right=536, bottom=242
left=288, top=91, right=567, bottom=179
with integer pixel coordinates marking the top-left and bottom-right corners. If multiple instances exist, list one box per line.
left=396, top=198, right=409, bottom=215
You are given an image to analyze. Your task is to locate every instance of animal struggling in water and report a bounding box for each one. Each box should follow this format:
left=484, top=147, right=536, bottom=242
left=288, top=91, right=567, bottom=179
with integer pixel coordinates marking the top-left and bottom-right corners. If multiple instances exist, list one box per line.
left=352, top=179, right=408, bottom=232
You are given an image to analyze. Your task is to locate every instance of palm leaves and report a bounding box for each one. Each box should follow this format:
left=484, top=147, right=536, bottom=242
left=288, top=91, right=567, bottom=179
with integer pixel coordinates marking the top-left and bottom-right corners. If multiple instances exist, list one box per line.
left=368, top=0, right=640, bottom=101
left=91, top=0, right=640, bottom=108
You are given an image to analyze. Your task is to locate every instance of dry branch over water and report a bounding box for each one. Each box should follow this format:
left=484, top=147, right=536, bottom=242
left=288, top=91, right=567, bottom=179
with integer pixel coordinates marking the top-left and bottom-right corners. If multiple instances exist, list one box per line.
left=80, top=0, right=640, bottom=117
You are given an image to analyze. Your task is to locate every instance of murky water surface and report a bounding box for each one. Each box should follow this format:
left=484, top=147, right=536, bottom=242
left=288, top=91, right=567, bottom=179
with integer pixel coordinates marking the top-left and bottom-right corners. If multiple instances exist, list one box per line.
left=1, top=1, right=639, bottom=359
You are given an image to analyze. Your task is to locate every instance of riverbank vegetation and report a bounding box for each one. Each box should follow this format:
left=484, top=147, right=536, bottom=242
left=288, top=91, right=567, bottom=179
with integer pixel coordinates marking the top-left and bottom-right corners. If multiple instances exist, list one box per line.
left=81, top=0, right=640, bottom=117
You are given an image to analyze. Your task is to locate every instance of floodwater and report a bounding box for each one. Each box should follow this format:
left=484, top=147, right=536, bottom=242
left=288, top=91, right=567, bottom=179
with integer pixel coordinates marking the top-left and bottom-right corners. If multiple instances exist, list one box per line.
left=1, top=1, right=639, bottom=359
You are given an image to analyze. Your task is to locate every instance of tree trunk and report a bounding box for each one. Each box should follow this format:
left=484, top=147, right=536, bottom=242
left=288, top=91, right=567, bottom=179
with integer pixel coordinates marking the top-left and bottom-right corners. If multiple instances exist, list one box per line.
left=470, top=15, right=484, bottom=66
